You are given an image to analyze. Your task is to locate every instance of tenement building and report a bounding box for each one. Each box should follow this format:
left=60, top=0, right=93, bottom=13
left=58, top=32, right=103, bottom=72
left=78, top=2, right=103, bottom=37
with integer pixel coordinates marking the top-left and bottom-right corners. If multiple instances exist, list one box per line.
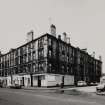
left=0, top=24, right=102, bottom=87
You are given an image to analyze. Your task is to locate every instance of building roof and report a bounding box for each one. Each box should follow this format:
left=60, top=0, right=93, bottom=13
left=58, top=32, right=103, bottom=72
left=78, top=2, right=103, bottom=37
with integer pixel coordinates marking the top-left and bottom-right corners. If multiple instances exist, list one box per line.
left=0, top=33, right=102, bottom=63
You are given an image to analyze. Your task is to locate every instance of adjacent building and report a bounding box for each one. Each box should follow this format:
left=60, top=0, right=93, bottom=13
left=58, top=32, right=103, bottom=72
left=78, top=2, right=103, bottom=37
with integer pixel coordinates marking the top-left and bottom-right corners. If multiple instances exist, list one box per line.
left=0, top=25, right=102, bottom=87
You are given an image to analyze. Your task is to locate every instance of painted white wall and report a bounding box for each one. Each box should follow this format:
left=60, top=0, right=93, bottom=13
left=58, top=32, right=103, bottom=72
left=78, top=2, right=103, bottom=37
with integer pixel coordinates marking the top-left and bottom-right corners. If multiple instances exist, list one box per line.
left=64, top=75, right=74, bottom=85
left=46, top=74, right=61, bottom=86
left=23, top=75, right=31, bottom=87
left=6, top=74, right=31, bottom=87
left=33, top=75, right=47, bottom=86
left=4, top=74, right=74, bottom=87
left=46, top=74, right=74, bottom=86
left=41, top=80, right=47, bottom=86
left=6, top=76, right=11, bottom=86
left=33, top=75, right=37, bottom=86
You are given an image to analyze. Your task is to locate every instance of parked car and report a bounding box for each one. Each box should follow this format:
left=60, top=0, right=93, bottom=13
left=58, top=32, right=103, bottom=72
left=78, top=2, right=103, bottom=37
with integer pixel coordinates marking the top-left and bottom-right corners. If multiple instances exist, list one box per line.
left=96, top=83, right=105, bottom=92
left=10, top=84, right=22, bottom=89
left=77, top=81, right=87, bottom=87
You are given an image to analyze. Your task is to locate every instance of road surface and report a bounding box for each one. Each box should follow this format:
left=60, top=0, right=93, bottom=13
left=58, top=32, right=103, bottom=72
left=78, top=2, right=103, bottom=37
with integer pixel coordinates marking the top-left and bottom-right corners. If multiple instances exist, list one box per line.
left=0, top=88, right=105, bottom=105
left=65, top=86, right=97, bottom=92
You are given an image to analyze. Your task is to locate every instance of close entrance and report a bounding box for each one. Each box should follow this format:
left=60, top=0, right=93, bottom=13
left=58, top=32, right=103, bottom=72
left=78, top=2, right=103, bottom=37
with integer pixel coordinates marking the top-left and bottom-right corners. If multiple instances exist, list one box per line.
left=37, top=76, right=41, bottom=87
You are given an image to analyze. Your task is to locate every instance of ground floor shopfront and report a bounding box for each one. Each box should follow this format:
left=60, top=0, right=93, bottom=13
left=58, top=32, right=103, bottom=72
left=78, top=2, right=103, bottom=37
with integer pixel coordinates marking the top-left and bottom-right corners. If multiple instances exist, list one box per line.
left=0, top=74, right=74, bottom=87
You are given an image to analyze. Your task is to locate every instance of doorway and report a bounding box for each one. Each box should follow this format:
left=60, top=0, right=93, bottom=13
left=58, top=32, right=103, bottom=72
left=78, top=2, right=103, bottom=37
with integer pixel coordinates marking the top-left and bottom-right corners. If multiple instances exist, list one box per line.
left=22, top=77, right=24, bottom=86
left=37, top=76, right=41, bottom=87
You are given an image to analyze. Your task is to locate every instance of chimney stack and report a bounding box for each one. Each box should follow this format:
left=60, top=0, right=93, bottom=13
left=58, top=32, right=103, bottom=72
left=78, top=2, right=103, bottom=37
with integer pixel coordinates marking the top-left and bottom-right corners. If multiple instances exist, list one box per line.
left=92, top=52, right=95, bottom=58
left=62, top=32, right=67, bottom=42
left=99, top=55, right=102, bottom=61
left=27, top=30, right=34, bottom=42
left=50, top=24, right=56, bottom=37
left=66, top=37, right=70, bottom=44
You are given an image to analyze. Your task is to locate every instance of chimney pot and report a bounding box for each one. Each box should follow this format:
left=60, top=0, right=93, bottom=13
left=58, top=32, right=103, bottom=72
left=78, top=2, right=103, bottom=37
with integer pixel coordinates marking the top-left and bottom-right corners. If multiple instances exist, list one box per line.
left=63, top=32, right=67, bottom=42
left=58, top=35, right=61, bottom=40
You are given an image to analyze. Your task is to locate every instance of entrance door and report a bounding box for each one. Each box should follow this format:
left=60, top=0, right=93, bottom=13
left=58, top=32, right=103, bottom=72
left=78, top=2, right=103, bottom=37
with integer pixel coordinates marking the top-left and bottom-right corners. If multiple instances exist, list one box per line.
left=22, top=77, right=24, bottom=86
left=38, top=76, right=41, bottom=87
left=61, top=76, right=64, bottom=88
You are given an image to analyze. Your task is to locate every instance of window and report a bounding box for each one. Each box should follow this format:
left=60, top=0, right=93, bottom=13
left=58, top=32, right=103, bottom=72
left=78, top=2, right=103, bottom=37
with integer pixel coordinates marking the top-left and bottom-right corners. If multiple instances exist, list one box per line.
left=28, top=53, right=31, bottom=61
left=28, top=78, right=30, bottom=84
left=49, top=50, right=51, bottom=57
left=20, top=48, right=23, bottom=56
left=48, top=38, right=51, bottom=46
left=39, top=38, right=44, bottom=48
left=33, top=64, right=36, bottom=72
left=44, top=36, right=47, bottom=45
left=28, top=44, right=31, bottom=53
left=35, top=63, right=38, bottom=71
left=33, top=76, right=37, bottom=80
left=48, top=63, right=52, bottom=72
left=67, top=56, right=69, bottom=62
left=67, top=66, right=69, bottom=73
left=18, top=49, right=20, bottom=56
left=61, top=65, right=65, bottom=73
left=39, top=50, right=44, bottom=59
left=40, top=63, right=44, bottom=71
left=33, top=51, right=36, bottom=60
left=41, top=75, right=45, bottom=80
left=44, top=48, right=47, bottom=57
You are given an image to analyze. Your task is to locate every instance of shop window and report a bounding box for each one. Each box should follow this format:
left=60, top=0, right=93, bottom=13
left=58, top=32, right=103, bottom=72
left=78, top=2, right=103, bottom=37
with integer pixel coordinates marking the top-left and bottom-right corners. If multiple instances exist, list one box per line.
left=33, top=76, right=37, bottom=80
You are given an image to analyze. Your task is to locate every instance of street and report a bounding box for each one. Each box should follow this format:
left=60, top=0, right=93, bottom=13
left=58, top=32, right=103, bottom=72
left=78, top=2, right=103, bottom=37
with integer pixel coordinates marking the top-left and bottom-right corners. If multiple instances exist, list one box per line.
left=0, top=88, right=105, bottom=105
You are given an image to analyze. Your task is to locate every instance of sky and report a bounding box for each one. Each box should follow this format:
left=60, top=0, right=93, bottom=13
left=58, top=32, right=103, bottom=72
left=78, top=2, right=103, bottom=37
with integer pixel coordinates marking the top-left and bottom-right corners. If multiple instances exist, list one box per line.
left=0, top=0, right=105, bottom=72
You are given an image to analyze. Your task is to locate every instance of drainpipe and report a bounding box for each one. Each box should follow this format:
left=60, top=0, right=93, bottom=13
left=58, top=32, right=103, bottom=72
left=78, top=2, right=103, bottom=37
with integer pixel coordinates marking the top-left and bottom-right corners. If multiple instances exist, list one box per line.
left=10, top=68, right=13, bottom=85
left=30, top=73, right=33, bottom=87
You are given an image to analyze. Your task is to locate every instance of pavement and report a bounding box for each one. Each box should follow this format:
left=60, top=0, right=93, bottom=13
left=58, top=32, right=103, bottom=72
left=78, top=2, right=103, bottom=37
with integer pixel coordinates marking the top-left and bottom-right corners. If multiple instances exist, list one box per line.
left=22, top=86, right=59, bottom=90
left=21, top=86, right=60, bottom=93
left=22, top=85, right=97, bottom=93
